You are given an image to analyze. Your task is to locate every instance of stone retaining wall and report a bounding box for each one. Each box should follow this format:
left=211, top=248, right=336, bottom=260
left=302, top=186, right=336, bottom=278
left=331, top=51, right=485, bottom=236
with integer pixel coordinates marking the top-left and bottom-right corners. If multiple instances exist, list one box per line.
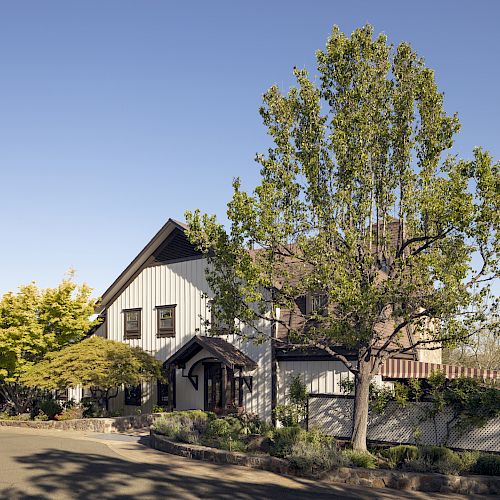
left=150, top=431, right=500, bottom=496
left=0, top=413, right=165, bottom=433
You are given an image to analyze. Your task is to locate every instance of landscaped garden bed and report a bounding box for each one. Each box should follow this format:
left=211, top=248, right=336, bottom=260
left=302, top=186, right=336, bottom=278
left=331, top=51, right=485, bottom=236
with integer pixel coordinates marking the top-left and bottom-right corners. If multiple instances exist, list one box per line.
left=150, top=410, right=500, bottom=495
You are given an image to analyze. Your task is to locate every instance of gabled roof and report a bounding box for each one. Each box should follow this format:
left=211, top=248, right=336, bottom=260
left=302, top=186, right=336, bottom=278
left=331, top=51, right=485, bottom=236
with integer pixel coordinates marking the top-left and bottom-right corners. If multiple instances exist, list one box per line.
left=164, top=335, right=258, bottom=371
left=97, top=218, right=200, bottom=313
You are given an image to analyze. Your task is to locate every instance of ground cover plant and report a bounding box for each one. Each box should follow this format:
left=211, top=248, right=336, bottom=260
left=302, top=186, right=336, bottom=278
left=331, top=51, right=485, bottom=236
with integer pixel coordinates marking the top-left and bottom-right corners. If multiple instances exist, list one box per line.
left=152, top=410, right=500, bottom=478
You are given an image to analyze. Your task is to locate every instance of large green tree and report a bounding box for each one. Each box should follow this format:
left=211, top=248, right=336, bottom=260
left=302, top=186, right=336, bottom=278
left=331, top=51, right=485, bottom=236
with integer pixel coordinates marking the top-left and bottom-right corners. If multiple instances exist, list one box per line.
left=186, top=25, right=499, bottom=450
left=0, top=274, right=98, bottom=413
left=22, top=336, right=163, bottom=413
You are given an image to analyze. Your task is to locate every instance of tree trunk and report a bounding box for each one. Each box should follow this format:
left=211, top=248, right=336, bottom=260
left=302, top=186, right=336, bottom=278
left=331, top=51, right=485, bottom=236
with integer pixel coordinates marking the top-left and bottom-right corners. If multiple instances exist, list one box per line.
left=351, top=360, right=371, bottom=451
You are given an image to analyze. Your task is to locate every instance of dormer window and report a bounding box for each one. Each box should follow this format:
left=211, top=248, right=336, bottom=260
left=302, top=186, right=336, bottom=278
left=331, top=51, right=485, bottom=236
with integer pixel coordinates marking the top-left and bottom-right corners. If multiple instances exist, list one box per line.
left=157, top=305, right=176, bottom=337
left=124, top=309, right=141, bottom=339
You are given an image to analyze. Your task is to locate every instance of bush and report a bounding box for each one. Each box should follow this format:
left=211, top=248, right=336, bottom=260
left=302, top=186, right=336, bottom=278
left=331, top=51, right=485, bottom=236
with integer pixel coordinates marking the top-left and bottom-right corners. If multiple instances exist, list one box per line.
left=382, top=445, right=420, bottom=468
left=205, top=415, right=243, bottom=438
left=177, top=427, right=200, bottom=445
left=273, top=404, right=304, bottom=427
left=342, top=449, right=377, bottom=469
left=287, top=440, right=345, bottom=477
left=37, top=398, right=63, bottom=420
left=236, top=411, right=273, bottom=436
left=458, top=451, right=480, bottom=474
left=402, top=446, right=472, bottom=476
left=270, top=426, right=305, bottom=458
left=33, top=410, right=49, bottom=421
left=152, top=416, right=181, bottom=437
left=55, top=405, right=84, bottom=421
left=472, top=454, right=500, bottom=476
left=217, top=437, right=247, bottom=452
left=152, top=405, right=168, bottom=413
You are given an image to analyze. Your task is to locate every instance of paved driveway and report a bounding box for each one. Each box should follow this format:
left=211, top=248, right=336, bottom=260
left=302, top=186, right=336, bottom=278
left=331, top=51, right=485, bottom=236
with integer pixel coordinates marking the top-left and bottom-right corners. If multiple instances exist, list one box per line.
left=0, top=427, right=485, bottom=499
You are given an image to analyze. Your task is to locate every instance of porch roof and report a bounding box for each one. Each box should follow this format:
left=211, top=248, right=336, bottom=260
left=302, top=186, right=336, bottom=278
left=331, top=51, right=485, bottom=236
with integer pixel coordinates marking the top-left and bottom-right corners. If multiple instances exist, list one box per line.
left=163, top=335, right=258, bottom=371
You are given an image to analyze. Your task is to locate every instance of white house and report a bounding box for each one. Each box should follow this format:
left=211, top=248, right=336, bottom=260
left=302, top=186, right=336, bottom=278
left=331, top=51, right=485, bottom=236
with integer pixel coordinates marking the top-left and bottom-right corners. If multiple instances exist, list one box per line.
left=88, top=218, right=495, bottom=420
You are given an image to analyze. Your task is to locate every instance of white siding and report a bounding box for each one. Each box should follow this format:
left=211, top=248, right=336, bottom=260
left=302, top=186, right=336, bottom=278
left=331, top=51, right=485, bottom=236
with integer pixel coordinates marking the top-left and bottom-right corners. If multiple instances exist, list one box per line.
left=277, top=360, right=354, bottom=404
left=105, top=258, right=272, bottom=420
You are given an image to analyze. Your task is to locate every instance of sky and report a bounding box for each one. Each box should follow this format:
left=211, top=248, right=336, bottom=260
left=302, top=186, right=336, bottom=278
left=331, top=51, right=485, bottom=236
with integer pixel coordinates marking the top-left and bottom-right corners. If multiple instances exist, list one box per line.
left=0, top=0, right=499, bottom=298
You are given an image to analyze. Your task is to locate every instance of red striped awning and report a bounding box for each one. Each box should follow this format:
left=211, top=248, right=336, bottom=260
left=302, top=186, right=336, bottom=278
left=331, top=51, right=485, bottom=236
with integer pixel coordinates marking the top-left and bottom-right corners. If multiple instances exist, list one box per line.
left=379, top=358, right=498, bottom=381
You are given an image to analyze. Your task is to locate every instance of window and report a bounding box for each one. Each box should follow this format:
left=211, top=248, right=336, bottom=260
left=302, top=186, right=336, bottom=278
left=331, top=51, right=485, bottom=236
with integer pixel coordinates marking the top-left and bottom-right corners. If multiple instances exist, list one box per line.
left=124, top=308, right=141, bottom=339
left=157, top=370, right=175, bottom=407
left=125, top=384, right=142, bottom=406
left=156, top=305, right=176, bottom=337
left=306, top=292, right=328, bottom=315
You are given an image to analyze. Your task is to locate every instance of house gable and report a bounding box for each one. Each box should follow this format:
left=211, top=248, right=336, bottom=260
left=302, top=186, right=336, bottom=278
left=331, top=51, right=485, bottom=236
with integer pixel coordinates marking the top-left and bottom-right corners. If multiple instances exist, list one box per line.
left=97, top=219, right=202, bottom=313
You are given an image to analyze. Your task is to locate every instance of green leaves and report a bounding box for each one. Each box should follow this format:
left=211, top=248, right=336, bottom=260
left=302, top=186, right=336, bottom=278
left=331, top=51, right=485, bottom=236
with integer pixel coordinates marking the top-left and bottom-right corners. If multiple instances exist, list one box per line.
left=185, top=24, right=498, bottom=370
left=0, top=275, right=98, bottom=382
left=21, top=336, right=163, bottom=391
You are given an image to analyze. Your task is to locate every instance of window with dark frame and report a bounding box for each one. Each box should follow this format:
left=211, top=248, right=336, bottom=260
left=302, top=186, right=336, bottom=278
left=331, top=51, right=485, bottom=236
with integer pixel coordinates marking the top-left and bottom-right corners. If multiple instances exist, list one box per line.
left=307, top=292, right=328, bottom=316
left=124, top=384, right=142, bottom=406
left=157, top=380, right=169, bottom=407
left=124, top=308, right=141, bottom=338
left=156, top=305, right=176, bottom=337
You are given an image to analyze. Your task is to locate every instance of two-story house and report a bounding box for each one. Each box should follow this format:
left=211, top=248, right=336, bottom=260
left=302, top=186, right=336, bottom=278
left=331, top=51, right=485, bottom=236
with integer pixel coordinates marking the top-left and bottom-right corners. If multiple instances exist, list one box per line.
left=89, top=218, right=497, bottom=419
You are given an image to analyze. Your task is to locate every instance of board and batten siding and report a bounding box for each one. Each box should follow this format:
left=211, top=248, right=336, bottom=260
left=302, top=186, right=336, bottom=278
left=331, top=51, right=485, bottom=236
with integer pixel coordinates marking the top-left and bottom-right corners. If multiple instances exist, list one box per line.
left=277, top=360, right=354, bottom=405
left=105, top=257, right=273, bottom=420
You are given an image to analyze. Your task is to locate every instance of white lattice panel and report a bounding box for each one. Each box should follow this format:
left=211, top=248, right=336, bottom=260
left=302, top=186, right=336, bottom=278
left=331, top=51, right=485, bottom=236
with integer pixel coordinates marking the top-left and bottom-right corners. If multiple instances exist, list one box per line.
left=308, top=396, right=500, bottom=452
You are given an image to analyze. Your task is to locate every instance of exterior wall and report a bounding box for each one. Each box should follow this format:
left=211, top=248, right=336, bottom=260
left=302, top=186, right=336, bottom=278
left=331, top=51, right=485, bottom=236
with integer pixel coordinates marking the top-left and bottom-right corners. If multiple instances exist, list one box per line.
left=277, top=359, right=354, bottom=404
left=104, top=257, right=273, bottom=420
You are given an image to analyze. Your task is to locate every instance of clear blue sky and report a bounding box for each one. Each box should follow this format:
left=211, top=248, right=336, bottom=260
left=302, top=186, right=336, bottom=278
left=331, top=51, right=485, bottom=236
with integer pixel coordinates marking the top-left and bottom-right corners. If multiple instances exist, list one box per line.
left=1, top=0, right=499, bottom=297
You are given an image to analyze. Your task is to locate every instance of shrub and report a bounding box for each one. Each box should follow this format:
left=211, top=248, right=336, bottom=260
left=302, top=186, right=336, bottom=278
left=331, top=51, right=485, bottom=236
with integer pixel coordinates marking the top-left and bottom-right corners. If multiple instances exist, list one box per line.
left=458, top=451, right=480, bottom=474
left=37, top=399, right=63, bottom=420
left=382, top=445, right=420, bottom=468
left=177, top=427, right=200, bottom=445
left=342, top=449, right=377, bottom=469
left=273, top=404, right=304, bottom=427
left=152, top=405, right=168, bottom=413
left=402, top=457, right=434, bottom=473
left=287, top=440, right=345, bottom=477
left=152, top=416, right=181, bottom=437
left=420, top=446, right=456, bottom=464
left=402, top=447, right=469, bottom=476
left=33, top=410, right=49, bottom=421
left=472, top=454, right=500, bottom=476
left=55, top=405, right=84, bottom=421
left=270, top=425, right=305, bottom=458
left=218, top=437, right=247, bottom=452
left=236, top=411, right=273, bottom=436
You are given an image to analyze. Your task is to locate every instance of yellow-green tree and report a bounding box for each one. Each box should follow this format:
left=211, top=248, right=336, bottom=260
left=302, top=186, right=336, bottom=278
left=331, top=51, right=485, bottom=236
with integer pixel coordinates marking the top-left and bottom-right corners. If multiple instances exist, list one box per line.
left=0, top=274, right=98, bottom=413
left=22, top=336, right=163, bottom=413
left=186, top=25, right=499, bottom=451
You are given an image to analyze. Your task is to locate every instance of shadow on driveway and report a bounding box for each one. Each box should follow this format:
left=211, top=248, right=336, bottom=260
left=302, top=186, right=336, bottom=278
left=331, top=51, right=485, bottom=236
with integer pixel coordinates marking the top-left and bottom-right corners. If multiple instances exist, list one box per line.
left=0, top=446, right=386, bottom=500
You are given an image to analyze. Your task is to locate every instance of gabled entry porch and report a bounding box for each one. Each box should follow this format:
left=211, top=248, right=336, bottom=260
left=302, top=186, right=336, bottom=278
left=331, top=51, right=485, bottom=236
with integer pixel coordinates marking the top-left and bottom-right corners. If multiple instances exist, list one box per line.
left=164, top=336, right=258, bottom=414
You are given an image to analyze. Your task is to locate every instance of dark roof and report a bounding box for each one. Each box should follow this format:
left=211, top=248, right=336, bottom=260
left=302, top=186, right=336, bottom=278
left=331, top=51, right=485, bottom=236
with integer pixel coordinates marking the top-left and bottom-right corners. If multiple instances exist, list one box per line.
left=164, top=335, right=258, bottom=370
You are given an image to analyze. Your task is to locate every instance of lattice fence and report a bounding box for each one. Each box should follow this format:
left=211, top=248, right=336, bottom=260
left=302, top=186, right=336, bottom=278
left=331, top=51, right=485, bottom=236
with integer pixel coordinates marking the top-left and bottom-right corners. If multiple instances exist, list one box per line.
left=308, top=396, right=500, bottom=453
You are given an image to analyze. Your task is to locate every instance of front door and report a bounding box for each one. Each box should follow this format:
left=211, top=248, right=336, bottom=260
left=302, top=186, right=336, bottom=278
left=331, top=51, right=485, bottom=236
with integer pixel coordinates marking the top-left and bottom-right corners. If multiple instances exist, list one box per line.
left=204, top=363, right=223, bottom=412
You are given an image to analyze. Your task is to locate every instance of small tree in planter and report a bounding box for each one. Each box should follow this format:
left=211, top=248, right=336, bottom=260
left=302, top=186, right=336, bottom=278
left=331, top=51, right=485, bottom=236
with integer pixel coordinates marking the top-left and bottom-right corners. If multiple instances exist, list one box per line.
left=22, top=336, right=163, bottom=415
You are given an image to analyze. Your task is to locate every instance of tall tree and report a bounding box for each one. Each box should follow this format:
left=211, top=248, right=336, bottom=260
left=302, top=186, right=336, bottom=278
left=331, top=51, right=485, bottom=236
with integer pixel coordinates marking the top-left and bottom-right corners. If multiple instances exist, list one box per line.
left=0, top=273, right=98, bottom=413
left=186, top=25, right=499, bottom=450
left=22, top=336, right=163, bottom=413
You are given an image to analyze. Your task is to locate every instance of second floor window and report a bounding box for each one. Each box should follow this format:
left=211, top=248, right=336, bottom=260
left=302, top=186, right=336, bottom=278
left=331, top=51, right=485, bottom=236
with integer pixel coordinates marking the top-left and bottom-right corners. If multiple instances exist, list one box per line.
left=157, top=305, right=176, bottom=337
left=124, top=309, right=141, bottom=339
left=307, top=292, right=328, bottom=316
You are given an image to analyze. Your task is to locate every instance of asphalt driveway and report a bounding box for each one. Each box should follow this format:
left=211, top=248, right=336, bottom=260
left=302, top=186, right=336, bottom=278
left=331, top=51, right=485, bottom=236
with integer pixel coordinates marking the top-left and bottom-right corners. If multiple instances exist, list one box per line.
left=0, top=427, right=486, bottom=499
